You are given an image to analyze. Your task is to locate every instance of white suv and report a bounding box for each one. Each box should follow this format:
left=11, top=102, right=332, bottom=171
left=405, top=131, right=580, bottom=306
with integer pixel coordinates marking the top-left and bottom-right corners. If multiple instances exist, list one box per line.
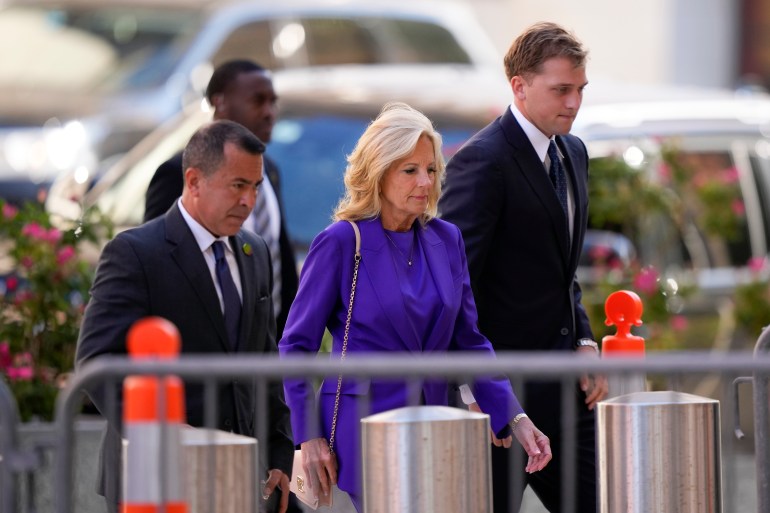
left=0, top=0, right=501, bottom=206
left=573, top=87, right=770, bottom=316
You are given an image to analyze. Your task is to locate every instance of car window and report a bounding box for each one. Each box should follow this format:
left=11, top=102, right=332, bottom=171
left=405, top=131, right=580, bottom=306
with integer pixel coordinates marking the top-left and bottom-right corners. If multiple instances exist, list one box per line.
left=0, top=5, right=200, bottom=92
left=268, top=112, right=479, bottom=251
left=673, top=149, right=751, bottom=268
left=372, top=17, right=471, bottom=64
left=268, top=115, right=356, bottom=248
left=210, top=19, right=275, bottom=69
left=587, top=140, right=756, bottom=276
left=213, top=16, right=471, bottom=71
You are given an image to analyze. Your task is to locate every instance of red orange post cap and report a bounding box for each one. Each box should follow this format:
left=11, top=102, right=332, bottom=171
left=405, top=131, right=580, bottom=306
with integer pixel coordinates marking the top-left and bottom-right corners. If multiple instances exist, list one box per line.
left=604, top=290, right=643, bottom=331
left=602, top=290, right=645, bottom=356
left=127, top=317, right=180, bottom=359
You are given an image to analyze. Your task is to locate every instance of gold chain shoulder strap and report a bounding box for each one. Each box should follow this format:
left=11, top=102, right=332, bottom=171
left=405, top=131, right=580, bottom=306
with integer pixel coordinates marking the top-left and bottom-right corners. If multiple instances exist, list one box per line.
left=328, top=220, right=361, bottom=454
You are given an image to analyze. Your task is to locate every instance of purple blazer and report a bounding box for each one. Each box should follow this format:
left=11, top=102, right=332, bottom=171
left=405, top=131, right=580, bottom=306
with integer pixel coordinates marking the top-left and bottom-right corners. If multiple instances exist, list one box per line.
left=279, top=217, right=522, bottom=497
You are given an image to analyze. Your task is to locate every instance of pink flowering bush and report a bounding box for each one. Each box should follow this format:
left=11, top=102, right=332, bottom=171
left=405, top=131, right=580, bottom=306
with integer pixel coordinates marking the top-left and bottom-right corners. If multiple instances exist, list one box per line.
left=585, top=139, right=764, bottom=350
left=585, top=153, right=697, bottom=350
left=0, top=198, right=111, bottom=421
left=660, top=145, right=746, bottom=241
left=584, top=254, right=692, bottom=351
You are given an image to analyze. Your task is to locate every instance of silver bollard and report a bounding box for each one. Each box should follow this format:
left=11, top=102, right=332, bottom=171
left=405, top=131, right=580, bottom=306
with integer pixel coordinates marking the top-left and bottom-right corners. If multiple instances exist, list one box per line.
left=361, top=405, right=492, bottom=513
left=123, top=427, right=259, bottom=513
left=182, top=428, right=258, bottom=513
left=597, top=391, right=722, bottom=513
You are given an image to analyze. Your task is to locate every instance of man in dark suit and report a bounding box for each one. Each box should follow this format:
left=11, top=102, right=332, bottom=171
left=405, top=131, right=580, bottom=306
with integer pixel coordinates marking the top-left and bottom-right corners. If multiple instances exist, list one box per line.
left=144, top=60, right=298, bottom=337
left=77, top=120, right=294, bottom=513
left=439, top=22, right=608, bottom=513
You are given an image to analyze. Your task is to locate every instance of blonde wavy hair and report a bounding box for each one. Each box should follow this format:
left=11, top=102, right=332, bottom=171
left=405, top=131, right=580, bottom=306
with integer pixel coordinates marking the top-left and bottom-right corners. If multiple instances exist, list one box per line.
left=333, top=102, right=445, bottom=224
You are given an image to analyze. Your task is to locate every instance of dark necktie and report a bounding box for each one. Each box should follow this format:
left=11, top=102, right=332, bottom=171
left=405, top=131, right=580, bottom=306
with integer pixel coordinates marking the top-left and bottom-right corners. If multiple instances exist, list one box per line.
left=548, top=140, right=569, bottom=218
left=212, top=241, right=241, bottom=350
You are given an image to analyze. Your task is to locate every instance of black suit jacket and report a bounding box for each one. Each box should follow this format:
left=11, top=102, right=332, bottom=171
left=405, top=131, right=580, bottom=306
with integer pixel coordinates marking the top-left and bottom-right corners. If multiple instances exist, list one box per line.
left=76, top=204, right=294, bottom=505
left=144, top=152, right=299, bottom=335
left=439, top=107, right=594, bottom=352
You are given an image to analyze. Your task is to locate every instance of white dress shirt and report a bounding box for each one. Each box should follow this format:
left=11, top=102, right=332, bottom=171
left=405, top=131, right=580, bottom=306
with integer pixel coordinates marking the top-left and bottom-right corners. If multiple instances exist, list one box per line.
left=178, top=199, right=243, bottom=312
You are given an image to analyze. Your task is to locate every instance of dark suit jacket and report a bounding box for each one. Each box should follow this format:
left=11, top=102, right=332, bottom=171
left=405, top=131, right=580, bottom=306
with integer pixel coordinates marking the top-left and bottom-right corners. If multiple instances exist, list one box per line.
left=144, top=152, right=299, bottom=336
left=76, top=204, right=294, bottom=505
left=439, top=107, right=594, bottom=352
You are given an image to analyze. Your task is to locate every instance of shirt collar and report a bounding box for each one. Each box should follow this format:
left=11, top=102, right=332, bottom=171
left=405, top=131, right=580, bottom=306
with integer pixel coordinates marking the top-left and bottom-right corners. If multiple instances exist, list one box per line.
left=177, top=199, right=231, bottom=253
left=509, top=103, right=555, bottom=164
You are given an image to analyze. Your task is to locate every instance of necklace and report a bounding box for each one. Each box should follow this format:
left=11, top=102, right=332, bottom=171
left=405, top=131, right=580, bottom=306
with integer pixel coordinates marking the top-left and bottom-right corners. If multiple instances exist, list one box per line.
left=384, top=228, right=416, bottom=267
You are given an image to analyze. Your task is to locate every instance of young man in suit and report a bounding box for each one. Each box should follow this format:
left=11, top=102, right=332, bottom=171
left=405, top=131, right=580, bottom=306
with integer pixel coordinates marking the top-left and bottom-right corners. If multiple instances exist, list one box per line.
left=77, top=120, right=294, bottom=513
left=144, top=59, right=298, bottom=337
left=439, top=22, right=608, bottom=513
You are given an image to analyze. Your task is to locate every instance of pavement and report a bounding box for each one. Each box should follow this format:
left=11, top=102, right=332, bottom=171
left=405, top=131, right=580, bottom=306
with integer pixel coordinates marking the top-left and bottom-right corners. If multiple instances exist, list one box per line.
left=306, top=486, right=564, bottom=513
left=308, top=450, right=757, bottom=512
left=302, top=485, right=544, bottom=512
left=305, top=446, right=757, bottom=513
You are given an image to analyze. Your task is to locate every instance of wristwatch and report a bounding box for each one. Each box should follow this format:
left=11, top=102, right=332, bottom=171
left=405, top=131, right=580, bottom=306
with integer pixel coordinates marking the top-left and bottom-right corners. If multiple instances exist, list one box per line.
left=576, top=338, right=600, bottom=352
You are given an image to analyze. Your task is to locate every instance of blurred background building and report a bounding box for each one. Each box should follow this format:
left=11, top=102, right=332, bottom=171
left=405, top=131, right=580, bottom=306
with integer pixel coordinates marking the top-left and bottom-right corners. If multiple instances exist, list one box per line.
left=470, top=0, right=767, bottom=94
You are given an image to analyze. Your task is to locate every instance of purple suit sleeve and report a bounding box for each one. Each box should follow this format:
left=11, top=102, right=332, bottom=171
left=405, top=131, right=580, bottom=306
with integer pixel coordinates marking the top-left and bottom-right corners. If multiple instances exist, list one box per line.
left=448, top=225, right=524, bottom=433
left=278, top=227, right=342, bottom=444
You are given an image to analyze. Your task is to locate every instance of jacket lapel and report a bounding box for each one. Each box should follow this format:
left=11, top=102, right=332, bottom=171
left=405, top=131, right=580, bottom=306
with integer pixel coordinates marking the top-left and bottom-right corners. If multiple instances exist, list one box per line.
left=358, top=219, right=422, bottom=351
left=500, top=110, right=571, bottom=264
left=557, top=136, right=587, bottom=275
left=418, top=225, right=454, bottom=350
left=231, top=233, right=254, bottom=351
left=420, top=226, right=452, bottom=309
left=165, top=205, right=232, bottom=352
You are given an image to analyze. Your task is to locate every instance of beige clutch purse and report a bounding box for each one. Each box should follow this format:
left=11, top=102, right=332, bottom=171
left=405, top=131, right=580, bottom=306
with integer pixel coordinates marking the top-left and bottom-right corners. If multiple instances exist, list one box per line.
left=290, top=450, right=333, bottom=509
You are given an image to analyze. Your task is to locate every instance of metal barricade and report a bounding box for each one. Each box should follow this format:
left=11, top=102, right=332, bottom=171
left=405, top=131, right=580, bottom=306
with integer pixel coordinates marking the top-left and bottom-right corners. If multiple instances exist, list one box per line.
left=0, top=379, right=20, bottom=513
left=0, top=379, right=48, bottom=513
left=1, top=348, right=770, bottom=512
left=46, top=351, right=770, bottom=513
left=752, top=329, right=770, bottom=513
left=734, top=327, right=770, bottom=513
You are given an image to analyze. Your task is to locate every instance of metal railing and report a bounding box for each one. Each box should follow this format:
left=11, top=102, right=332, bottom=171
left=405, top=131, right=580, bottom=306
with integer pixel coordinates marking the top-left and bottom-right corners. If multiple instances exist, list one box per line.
left=732, top=328, right=770, bottom=513
left=62, top=351, right=770, bottom=513
left=1, top=348, right=769, bottom=512
left=0, top=378, right=20, bottom=513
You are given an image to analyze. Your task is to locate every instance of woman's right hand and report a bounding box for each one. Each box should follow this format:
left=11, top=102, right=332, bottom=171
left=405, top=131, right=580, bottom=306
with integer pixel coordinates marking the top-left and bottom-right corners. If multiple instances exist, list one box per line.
left=469, top=402, right=513, bottom=448
left=512, top=417, right=552, bottom=473
left=300, top=438, right=338, bottom=498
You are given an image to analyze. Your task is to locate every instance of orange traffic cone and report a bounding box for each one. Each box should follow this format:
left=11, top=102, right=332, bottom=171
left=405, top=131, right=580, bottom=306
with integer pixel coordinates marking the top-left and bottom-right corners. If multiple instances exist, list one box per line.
left=122, top=317, right=187, bottom=513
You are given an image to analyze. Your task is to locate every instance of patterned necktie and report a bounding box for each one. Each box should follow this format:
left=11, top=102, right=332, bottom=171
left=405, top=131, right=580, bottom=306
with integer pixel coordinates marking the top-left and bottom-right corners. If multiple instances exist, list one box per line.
left=548, top=140, right=569, bottom=218
left=251, top=178, right=282, bottom=315
left=212, top=241, right=241, bottom=350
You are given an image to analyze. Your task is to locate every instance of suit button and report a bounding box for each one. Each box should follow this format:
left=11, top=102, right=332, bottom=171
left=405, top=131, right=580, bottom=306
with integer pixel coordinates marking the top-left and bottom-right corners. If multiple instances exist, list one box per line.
left=560, top=328, right=569, bottom=336
left=224, top=419, right=232, bottom=429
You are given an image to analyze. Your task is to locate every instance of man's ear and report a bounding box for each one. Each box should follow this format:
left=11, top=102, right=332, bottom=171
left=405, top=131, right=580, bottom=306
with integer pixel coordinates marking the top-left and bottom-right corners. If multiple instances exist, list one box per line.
left=209, top=93, right=226, bottom=114
left=511, top=76, right=526, bottom=100
left=184, top=167, right=202, bottom=195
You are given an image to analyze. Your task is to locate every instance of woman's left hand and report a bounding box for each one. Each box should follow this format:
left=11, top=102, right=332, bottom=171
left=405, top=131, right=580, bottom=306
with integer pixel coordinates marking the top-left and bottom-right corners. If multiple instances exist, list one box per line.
left=300, top=438, right=337, bottom=499
left=512, top=417, right=552, bottom=473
